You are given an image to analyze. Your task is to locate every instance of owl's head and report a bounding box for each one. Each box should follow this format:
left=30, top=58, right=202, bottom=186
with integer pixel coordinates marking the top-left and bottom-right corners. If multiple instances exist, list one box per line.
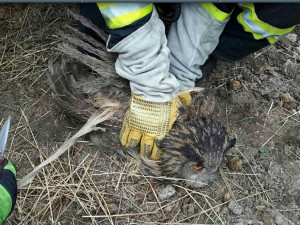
left=156, top=118, right=236, bottom=188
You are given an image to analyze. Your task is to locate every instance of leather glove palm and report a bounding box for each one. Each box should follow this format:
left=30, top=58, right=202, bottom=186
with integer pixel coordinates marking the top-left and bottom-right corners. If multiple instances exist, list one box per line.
left=0, top=160, right=17, bottom=224
left=120, top=93, right=183, bottom=160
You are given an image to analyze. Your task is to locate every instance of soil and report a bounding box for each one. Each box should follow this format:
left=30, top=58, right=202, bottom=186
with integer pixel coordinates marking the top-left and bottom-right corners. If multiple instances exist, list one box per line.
left=1, top=3, right=300, bottom=225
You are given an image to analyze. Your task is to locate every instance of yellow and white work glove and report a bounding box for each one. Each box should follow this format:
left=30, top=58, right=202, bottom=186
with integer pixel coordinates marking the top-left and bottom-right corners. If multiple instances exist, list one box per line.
left=120, top=93, right=185, bottom=160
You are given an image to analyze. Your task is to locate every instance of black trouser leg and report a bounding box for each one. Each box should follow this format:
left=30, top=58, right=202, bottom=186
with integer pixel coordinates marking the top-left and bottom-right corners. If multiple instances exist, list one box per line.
left=79, top=3, right=108, bottom=44
left=212, top=3, right=300, bottom=62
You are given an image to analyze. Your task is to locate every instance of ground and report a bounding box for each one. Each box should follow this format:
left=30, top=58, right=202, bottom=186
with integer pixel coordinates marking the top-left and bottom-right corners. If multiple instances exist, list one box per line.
left=0, top=4, right=299, bottom=225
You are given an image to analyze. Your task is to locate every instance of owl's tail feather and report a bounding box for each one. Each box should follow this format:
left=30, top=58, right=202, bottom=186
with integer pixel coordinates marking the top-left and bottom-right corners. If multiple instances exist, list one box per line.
left=47, top=59, right=96, bottom=122
left=47, top=12, right=131, bottom=123
left=55, top=12, right=116, bottom=77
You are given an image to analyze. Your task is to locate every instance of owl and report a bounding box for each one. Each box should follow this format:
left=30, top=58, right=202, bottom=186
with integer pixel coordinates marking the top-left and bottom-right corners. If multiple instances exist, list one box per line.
left=48, top=15, right=236, bottom=189
left=48, top=59, right=236, bottom=188
left=140, top=118, right=236, bottom=188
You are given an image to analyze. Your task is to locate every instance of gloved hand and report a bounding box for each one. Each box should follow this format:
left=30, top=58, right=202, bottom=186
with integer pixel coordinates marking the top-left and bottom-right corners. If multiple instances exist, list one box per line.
left=120, top=93, right=189, bottom=160
left=0, top=159, right=17, bottom=225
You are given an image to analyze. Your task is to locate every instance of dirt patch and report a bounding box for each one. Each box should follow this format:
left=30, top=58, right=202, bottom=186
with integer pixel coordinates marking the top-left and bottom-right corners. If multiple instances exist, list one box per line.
left=1, top=3, right=300, bottom=225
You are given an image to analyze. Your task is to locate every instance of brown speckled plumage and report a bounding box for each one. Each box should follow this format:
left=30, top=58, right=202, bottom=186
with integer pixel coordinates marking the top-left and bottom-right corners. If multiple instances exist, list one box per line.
left=140, top=118, right=236, bottom=188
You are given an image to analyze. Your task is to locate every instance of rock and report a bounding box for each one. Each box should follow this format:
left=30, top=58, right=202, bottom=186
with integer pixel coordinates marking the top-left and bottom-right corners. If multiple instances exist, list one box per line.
left=263, top=213, right=275, bottom=225
left=228, top=80, right=241, bottom=90
left=253, top=66, right=265, bottom=75
left=275, top=214, right=289, bottom=225
left=284, top=60, right=300, bottom=81
left=0, top=7, right=9, bottom=20
left=281, top=93, right=297, bottom=109
left=228, top=200, right=243, bottom=215
left=156, top=184, right=176, bottom=201
left=223, top=191, right=232, bottom=202
left=227, top=156, right=243, bottom=172
left=281, top=93, right=295, bottom=103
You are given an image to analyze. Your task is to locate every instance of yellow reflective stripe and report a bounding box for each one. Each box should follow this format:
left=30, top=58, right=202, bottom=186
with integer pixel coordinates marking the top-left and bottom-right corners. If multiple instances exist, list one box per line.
left=237, top=12, right=265, bottom=41
left=97, top=3, right=116, bottom=10
left=99, top=4, right=153, bottom=29
left=201, top=3, right=232, bottom=22
left=240, top=3, right=294, bottom=36
left=266, top=36, right=279, bottom=44
left=237, top=3, right=295, bottom=44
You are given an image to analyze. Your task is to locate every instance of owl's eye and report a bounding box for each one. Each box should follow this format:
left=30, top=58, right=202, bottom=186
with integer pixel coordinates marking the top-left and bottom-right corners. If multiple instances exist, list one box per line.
left=193, top=165, right=203, bottom=170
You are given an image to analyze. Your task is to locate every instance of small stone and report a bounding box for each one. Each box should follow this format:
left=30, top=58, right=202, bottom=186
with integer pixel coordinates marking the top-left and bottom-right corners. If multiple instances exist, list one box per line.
left=227, top=156, right=243, bottom=172
left=275, top=214, right=289, bottom=225
left=0, top=7, right=9, bottom=20
left=255, top=205, right=266, bottom=211
left=22, top=43, right=30, bottom=50
left=222, top=191, right=232, bottom=202
left=263, top=213, right=275, bottom=225
left=253, top=66, right=265, bottom=75
left=243, top=190, right=249, bottom=196
left=281, top=93, right=295, bottom=103
left=157, top=184, right=176, bottom=201
left=228, top=80, right=241, bottom=90
left=187, top=204, right=195, bottom=214
left=228, top=200, right=243, bottom=215
left=61, top=23, right=69, bottom=30
left=1, top=83, right=8, bottom=91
